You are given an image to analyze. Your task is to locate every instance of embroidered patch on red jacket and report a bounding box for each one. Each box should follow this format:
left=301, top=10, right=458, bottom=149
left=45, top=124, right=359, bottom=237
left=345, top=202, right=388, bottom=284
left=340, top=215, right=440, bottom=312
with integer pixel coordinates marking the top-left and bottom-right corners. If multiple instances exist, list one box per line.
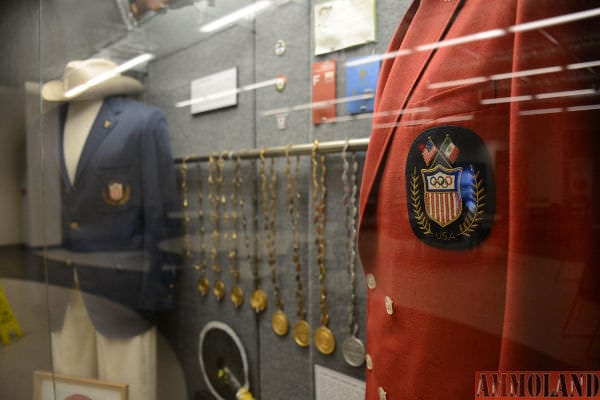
left=406, top=125, right=495, bottom=250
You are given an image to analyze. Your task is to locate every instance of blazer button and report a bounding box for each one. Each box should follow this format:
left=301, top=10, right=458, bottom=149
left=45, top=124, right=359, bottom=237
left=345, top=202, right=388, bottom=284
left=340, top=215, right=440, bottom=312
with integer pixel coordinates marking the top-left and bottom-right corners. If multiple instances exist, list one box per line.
left=65, top=259, right=73, bottom=267
left=378, top=386, right=387, bottom=400
left=70, top=221, right=80, bottom=230
left=385, top=296, right=394, bottom=315
left=366, top=273, right=376, bottom=290
left=365, top=353, right=373, bottom=370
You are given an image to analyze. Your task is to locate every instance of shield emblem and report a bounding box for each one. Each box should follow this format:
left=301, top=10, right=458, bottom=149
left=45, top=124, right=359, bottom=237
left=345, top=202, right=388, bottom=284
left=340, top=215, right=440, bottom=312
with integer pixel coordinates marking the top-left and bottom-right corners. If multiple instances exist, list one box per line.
left=422, top=165, right=463, bottom=227
left=108, top=182, right=124, bottom=202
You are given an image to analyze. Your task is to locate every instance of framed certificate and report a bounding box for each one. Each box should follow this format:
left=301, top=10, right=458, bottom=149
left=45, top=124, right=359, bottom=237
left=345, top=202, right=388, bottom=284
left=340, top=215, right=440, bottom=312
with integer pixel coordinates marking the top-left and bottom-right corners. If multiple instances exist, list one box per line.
left=314, top=0, right=376, bottom=55
left=33, top=371, right=128, bottom=400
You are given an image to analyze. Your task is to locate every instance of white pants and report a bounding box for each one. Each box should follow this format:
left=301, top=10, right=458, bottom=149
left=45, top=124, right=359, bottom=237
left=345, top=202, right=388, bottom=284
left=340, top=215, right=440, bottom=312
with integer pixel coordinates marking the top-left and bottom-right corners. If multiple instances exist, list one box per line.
left=51, top=285, right=157, bottom=400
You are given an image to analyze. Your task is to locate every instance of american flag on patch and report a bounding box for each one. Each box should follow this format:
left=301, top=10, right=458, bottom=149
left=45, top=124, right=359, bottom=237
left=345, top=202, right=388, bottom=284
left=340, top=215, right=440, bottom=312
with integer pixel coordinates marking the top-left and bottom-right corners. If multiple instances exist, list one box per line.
left=422, top=138, right=438, bottom=166
left=440, top=135, right=459, bottom=163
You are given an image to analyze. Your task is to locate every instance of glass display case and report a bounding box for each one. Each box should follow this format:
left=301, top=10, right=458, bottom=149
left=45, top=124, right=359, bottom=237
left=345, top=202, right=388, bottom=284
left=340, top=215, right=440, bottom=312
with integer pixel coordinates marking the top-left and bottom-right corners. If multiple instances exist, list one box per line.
left=0, top=1, right=598, bottom=400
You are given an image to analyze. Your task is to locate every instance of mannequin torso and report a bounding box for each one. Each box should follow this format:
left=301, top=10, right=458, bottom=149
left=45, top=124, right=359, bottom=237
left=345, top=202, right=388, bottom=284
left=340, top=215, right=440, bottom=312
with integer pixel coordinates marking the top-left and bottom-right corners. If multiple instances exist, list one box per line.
left=63, top=99, right=103, bottom=184
left=42, top=58, right=175, bottom=400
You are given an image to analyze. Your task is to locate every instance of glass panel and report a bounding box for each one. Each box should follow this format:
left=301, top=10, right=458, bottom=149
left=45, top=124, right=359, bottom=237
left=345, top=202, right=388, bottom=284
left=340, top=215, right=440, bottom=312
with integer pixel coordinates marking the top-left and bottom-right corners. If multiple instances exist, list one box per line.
left=1, top=1, right=597, bottom=399
left=0, top=2, right=56, bottom=400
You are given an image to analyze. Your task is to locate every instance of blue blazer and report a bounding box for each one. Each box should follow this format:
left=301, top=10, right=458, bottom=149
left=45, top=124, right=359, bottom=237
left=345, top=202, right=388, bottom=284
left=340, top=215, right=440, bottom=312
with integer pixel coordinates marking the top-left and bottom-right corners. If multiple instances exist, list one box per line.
left=49, top=96, right=180, bottom=337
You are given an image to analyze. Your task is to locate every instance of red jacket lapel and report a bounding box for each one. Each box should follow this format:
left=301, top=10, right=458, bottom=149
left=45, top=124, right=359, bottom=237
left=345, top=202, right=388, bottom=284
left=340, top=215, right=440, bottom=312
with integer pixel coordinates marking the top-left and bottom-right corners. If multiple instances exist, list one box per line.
left=359, top=0, right=464, bottom=225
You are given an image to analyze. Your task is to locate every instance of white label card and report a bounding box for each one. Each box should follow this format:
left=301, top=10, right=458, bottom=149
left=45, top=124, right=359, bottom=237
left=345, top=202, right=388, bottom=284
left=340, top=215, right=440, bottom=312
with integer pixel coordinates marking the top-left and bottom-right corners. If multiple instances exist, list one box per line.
left=314, top=364, right=365, bottom=400
left=190, top=67, right=238, bottom=114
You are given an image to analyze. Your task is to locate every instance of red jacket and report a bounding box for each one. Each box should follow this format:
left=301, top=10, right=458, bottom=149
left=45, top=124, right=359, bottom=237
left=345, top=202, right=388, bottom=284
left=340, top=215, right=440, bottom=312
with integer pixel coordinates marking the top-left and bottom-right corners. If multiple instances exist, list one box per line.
left=358, top=1, right=600, bottom=399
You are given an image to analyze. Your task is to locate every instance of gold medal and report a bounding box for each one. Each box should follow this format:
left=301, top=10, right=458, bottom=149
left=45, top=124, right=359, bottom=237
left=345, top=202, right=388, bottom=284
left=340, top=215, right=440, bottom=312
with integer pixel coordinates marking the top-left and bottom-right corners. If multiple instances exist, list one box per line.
left=285, top=149, right=311, bottom=349
left=250, top=289, right=267, bottom=313
left=314, top=325, right=336, bottom=355
left=193, top=158, right=209, bottom=299
left=230, top=285, right=244, bottom=308
left=260, top=153, right=288, bottom=327
left=271, top=309, right=289, bottom=336
left=293, top=320, right=310, bottom=347
left=226, top=155, right=243, bottom=310
left=312, top=143, right=335, bottom=356
left=197, top=277, right=210, bottom=296
left=208, top=153, right=227, bottom=303
left=236, top=155, right=258, bottom=315
left=213, top=280, right=225, bottom=301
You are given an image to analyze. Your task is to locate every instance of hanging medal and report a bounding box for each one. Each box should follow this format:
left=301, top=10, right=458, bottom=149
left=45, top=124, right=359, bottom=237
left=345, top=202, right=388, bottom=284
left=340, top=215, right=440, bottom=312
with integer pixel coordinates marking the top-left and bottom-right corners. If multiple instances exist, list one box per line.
left=208, top=153, right=226, bottom=301
left=180, top=157, right=193, bottom=261
left=228, top=156, right=244, bottom=308
left=260, top=149, right=289, bottom=336
left=195, top=161, right=210, bottom=296
left=312, top=140, right=335, bottom=355
left=341, top=140, right=365, bottom=367
left=248, top=158, right=267, bottom=314
left=285, top=146, right=310, bottom=347
left=180, top=158, right=191, bottom=254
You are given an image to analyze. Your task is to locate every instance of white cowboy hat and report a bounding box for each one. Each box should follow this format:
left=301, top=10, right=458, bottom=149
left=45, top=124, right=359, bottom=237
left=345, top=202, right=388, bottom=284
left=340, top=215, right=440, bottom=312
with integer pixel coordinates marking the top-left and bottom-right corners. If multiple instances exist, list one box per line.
left=42, top=58, right=144, bottom=102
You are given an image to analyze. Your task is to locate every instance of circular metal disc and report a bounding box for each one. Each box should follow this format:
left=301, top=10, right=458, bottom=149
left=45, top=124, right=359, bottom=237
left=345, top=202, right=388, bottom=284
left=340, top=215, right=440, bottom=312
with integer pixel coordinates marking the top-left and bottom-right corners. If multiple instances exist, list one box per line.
left=342, top=335, right=366, bottom=367
left=198, top=322, right=249, bottom=400
left=230, top=285, right=244, bottom=308
left=250, top=289, right=267, bottom=313
left=197, top=277, right=210, bottom=296
left=271, top=310, right=289, bottom=336
left=213, top=280, right=225, bottom=301
left=274, top=39, right=287, bottom=56
left=293, top=320, right=311, bottom=347
left=314, top=325, right=336, bottom=355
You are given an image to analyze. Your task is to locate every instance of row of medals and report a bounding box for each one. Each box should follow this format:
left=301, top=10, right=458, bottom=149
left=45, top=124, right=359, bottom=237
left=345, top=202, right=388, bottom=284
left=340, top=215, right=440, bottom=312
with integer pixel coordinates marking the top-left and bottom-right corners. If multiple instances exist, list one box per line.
left=179, top=143, right=365, bottom=367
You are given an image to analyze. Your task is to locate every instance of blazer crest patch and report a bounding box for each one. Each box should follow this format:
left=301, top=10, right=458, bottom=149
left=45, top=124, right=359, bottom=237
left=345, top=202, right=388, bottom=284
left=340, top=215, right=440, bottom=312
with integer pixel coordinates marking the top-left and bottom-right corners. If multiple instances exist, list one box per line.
left=406, top=126, right=495, bottom=250
left=101, top=180, right=131, bottom=206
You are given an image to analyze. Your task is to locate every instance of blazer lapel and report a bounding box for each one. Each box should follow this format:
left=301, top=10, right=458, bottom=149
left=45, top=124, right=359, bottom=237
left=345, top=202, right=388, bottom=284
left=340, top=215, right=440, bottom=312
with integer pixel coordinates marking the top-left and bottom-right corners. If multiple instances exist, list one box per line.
left=58, top=104, right=71, bottom=189
left=73, top=96, right=123, bottom=186
left=359, top=0, right=464, bottom=222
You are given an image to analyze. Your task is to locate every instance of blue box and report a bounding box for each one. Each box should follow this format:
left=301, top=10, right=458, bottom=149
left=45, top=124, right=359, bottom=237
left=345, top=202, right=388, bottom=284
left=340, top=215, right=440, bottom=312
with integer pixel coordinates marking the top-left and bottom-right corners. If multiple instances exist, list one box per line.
left=346, top=57, right=380, bottom=114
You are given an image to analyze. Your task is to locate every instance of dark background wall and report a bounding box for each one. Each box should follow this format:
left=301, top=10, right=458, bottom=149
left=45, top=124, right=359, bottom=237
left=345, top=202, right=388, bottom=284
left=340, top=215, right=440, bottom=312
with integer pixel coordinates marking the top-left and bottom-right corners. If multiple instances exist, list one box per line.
left=0, top=1, right=412, bottom=399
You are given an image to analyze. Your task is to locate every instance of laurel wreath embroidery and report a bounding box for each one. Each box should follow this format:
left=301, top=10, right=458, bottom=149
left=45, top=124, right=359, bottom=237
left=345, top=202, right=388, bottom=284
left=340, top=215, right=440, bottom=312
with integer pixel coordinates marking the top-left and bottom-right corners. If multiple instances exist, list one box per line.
left=410, top=167, right=432, bottom=235
left=458, top=167, right=485, bottom=237
left=411, top=165, right=485, bottom=237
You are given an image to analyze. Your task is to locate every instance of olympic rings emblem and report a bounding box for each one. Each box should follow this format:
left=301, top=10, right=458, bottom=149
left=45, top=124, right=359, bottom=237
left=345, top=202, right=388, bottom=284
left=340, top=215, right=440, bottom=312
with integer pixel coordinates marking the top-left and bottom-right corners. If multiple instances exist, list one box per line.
left=429, top=175, right=454, bottom=189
